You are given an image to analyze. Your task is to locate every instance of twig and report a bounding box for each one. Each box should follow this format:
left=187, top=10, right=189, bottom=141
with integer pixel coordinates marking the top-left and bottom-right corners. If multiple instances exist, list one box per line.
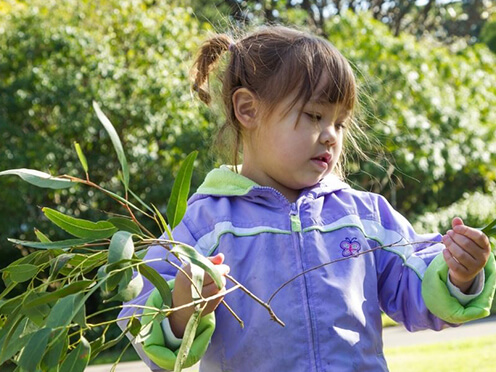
left=221, top=299, right=244, bottom=328
left=267, top=239, right=440, bottom=305
left=225, top=274, right=285, bottom=327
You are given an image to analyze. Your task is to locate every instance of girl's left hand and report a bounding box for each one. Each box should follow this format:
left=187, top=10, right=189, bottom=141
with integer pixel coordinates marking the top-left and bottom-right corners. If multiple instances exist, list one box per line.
left=442, top=217, right=491, bottom=293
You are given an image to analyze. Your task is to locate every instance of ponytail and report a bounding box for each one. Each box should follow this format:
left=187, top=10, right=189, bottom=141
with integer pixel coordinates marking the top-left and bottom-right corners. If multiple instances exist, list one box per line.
left=191, top=34, right=233, bottom=105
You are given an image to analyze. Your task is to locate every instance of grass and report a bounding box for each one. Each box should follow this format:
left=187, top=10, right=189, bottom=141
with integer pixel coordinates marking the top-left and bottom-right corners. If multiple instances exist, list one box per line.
left=384, top=334, right=496, bottom=372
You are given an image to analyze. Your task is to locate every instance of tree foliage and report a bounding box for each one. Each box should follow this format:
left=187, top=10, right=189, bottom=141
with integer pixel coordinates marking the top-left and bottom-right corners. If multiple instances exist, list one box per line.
left=0, top=0, right=215, bottom=266
left=190, top=0, right=496, bottom=44
left=329, top=12, right=496, bottom=218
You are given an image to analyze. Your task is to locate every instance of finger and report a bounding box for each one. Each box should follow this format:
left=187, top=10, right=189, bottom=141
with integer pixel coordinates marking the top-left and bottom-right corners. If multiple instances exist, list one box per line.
left=202, top=263, right=230, bottom=286
left=452, top=224, right=490, bottom=249
left=442, top=248, right=469, bottom=275
left=442, top=234, right=473, bottom=269
left=202, top=279, right=227, bottom=297
left=452, top=217, right=464, bottom=229
left=444, top=230, right=477, bottom=261
left=208, top=253, right=225, bottom=265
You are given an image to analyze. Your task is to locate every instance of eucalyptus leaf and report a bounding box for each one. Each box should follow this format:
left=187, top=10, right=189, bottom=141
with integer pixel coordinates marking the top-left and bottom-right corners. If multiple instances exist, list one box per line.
left=0, top=317, right=32, bottom=364
left=42, top=207, right=117, bottom=239
left=8, top=237, right=95, bottom=250
left=92, top=101, right=129, bottom=190
left=4, top=264, right=38, bottom=283
left=171, top=245, right=223, bottom=290
left=18, top=327, right=52, bottom=371
left=41, top=329, right=68, bottom=372
left=74, top=141, right=89, bottom=173
left=173, top=306, right=203, bottom=372
left=59, top=335, right=90, bottom=372
left=34, top=228, right=51, bottom=242
left=129, top=316, right=141, bottom=337
left=24, top=281, right=93, bottom=310
left=108, top=231, right=134, bottom=265
left=106, top=272, right=143, bottom=302
left=49, top=253, right=76, bottom=278
left=152, top=204, right=173, bottom=239
left=166, top=151, right=197, bottom=229
left=0, top=169, right=76, bottom=189
left=108, top=217, right=142, bottom=235
left=139, top=264, right=172, bottom=308
left=45, top=293, right=85, bottom=328
left=22, top=292, right=51, bottom=326
left=482, top=217, right=496, bottom=238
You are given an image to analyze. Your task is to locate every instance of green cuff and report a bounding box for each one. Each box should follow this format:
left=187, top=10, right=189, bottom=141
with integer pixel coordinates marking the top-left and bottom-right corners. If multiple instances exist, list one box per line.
left=422, top=252, right=496, bottom=324
left=141, top=287, right=215, bottom=370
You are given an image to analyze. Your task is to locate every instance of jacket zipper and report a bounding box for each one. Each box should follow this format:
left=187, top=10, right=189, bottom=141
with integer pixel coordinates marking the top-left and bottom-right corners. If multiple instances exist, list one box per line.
left=290, top=203, right=318, bottom=372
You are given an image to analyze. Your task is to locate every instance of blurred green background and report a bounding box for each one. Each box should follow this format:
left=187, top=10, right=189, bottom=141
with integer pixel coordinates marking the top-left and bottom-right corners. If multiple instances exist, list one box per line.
left=0, top=0, right=495, bottom=365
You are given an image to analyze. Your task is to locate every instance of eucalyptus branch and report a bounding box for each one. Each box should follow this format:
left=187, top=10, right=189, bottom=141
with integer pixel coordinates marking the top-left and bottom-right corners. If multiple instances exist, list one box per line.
left=225, top=274, right=285, bottom=327
left=267, top=239, right=441, bottom=305
left=61, top=175, right=154, bottom=220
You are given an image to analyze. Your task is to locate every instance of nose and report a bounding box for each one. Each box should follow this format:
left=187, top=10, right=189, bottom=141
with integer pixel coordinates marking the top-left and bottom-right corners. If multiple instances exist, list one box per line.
left=319, top=123, right=337, bottom=146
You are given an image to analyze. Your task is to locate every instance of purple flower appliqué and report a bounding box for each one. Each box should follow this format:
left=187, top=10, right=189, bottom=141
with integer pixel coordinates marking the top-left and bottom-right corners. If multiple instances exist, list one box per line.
left=340, top=237, right=361, bottom=257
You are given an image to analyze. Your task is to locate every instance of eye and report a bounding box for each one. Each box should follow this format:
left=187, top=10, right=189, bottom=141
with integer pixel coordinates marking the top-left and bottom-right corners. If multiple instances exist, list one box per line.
left=305, top=112, right=322, bottom=122
left=335, top=122, right=346, bottom=130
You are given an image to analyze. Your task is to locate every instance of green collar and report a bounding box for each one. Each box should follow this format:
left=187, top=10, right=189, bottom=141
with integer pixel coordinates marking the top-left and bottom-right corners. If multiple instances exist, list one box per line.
left=196, top=165, right=258, bottom=196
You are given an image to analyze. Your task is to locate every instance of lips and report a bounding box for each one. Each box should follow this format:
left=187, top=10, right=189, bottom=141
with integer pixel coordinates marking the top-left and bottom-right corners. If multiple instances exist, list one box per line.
left=311, top=153, right=331, bottom=169
left=312, top=153, right=331, bottom=164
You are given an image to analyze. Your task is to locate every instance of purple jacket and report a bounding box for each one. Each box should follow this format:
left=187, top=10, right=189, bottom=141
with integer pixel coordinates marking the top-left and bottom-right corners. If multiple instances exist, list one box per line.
left=121, top=166, right=496, bottom=372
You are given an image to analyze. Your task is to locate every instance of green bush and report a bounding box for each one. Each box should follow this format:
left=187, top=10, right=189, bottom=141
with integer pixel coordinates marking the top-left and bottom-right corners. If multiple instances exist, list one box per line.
left=327, top=12, right=496, bottom=219
left=0, top=0, right=214, bottom=267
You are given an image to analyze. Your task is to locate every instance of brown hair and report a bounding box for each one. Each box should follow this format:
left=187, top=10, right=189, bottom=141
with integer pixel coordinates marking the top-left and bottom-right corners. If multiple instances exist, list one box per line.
left=191, top=25, right=358, bottom=176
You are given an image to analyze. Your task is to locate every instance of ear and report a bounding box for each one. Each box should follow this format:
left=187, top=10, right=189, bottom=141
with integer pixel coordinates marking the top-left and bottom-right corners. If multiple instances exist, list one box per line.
left=232, top=88, right=259, bottom=129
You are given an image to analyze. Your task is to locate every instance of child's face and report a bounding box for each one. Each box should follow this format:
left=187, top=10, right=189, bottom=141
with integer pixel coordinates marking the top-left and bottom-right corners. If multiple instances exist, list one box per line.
left=241, top=88, right=349, bottom=202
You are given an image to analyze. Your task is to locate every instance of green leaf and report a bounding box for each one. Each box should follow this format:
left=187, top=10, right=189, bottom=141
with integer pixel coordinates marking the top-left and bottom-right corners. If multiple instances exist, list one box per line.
left=8, top=238, right=95, bottom=250
left=92, top=101, right=129, bottom=190
left=0, top=169, right=76, bottom=189
left=41, top=329, right=68, bottom=372
left=171, top=244, right=223, bottom=290
left=128, top=188, right=155, bottom=214
left=42, top=207, right=117, bottom=239
left=3, top=264, right=38, bottom=283
left=45, top=293, right=85, bottom=328
left=23, top=281, right=93, bottom=310
left=34, top=228, right=51, bottom=242
left=152, top=203, right=173, bottom=239
left=0, top=296, right=22, bottom=314
left=106, top=272, right=143, bottom=302
left=173, top=306, right=203, bottom=372
left=108, top=231, right=134, bottom=265
left=22, top=292, right=51, bottom=326
left=74, top=141, right=89, bottom=173
left=108, top=217, right=142, bottom=235
left=18, top=327, right=52, bottom=371
left=482, top=217, right=496, bottom=238
left=49, top=253, right=75, bottom=278
left=0, top=317, right=33, bottom=364
left=139, top=264, right=172, bottom=308
left=129, top=316, right=141, bottom=337
left=166, top=151, right=198, bottom=229
left=60, top=335, right=90, bottom=372
left=73, top=302, right=87, bottom=328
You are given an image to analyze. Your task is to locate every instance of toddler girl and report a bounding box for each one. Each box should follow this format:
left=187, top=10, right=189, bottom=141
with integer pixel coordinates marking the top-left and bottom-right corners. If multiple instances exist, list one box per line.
left=121, top=25, right=495, bottom=372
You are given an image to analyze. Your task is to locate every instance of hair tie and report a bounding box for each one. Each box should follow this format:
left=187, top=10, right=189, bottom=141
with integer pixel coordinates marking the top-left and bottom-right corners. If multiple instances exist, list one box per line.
left=228, top=42, right=236, bottom=52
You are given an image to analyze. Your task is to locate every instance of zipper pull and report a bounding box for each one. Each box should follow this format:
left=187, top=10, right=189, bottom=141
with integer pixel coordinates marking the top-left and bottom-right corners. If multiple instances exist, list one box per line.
left=290, top=204, right=302, bottom=232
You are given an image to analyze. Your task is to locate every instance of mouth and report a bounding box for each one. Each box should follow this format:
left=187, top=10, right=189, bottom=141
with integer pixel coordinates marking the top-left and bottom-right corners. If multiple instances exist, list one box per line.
left=311, top=153, right=331, bottom=169
left=312, top=153, right=331, bottom=164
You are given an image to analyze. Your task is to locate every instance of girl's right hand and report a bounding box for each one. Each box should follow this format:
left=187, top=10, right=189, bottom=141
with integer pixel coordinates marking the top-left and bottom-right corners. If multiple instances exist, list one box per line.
left=169, top=253, right=230, bottom=338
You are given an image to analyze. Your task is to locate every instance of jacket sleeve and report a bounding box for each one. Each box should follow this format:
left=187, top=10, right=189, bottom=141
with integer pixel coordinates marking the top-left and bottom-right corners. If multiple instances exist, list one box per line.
left=371, top=194, right=496, bottom=331
left=117, top=217, right=215, bottom=371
